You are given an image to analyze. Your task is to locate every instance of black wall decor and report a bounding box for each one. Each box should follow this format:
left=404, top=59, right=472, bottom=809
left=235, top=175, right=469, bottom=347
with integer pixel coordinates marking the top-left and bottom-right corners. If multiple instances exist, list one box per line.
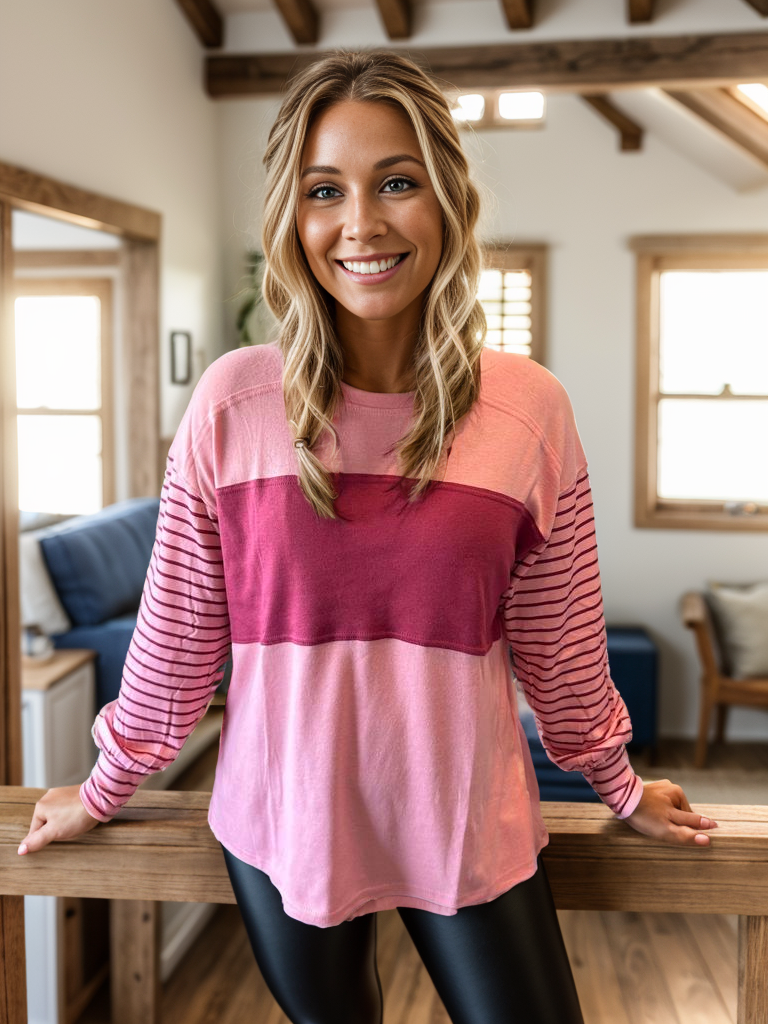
left=170, top=330, right=192, bottom=384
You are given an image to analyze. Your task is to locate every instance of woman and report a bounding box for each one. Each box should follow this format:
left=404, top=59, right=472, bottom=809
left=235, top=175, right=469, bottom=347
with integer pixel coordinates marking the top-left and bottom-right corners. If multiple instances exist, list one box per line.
left=20, top=49, right=718, bottom=1024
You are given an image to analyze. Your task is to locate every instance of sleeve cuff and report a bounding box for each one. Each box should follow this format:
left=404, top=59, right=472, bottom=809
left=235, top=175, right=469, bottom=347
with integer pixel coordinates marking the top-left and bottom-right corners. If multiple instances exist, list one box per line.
left=79, top=779, right=116, bottom=823
left=614, top=772, right=644, bottom=820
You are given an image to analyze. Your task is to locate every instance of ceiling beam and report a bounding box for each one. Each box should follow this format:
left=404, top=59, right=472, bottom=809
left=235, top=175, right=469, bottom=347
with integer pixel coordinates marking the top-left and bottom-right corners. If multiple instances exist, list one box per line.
left=206, top=30, right=768, bottom=97
left=499, top=0, right=533, bottom=30
left=627, top=0, right=654, bottom=23
left=742, top=0, right=768, bottom=15
left=273, top=0, right=319, bottom=44
left=663, top=86, right=768, bottom=169
left=174, top=0, right=223, bottom=49
left=373, top=0, right=411, bottom=39
left=581, top=94, right=644, bottom=149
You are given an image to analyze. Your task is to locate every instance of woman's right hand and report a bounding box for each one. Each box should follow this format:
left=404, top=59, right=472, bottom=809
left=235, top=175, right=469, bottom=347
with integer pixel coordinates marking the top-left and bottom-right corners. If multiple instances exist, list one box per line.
left=18, top=785, right=103, bottom=855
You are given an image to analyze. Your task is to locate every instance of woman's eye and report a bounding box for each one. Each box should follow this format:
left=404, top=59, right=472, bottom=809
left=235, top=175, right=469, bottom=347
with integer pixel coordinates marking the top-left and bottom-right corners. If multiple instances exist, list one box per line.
left=305, top=176, right=417, bottom=200
left=383, top=176, right=416, bottom=193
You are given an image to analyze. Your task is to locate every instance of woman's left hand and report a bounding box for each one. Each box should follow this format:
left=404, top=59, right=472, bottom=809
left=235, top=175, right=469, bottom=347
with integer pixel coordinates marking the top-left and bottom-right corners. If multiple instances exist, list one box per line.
left=622, top=778, right=719, bottom=846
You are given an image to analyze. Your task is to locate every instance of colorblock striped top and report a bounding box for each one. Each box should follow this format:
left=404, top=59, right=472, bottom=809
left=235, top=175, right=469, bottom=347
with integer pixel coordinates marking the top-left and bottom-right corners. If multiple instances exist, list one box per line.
left=79, top=342, right=644, bottom=927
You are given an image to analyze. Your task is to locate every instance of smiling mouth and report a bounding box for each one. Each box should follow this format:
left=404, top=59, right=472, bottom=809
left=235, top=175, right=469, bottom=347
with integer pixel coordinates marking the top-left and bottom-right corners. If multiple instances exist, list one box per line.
left=335, top=253, right=409, bottom=276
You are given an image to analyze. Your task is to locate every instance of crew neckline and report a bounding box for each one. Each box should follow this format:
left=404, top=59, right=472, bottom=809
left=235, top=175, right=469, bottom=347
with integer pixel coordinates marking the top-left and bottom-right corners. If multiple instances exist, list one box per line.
left=339, top=378, right=416, bottom=409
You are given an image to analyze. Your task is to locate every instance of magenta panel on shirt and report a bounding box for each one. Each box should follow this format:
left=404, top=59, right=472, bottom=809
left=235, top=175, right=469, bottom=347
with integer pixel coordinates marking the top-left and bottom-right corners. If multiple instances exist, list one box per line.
left=216, top=472, right=543, bottom=653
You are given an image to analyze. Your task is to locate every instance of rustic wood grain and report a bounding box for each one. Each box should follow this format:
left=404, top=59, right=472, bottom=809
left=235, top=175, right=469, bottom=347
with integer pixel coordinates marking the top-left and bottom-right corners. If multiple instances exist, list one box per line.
left=206, top=30, right=768, bottom=97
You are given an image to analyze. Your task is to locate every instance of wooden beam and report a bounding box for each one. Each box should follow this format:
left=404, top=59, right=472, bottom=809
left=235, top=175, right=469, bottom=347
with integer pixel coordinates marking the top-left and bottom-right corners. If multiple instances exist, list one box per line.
left=499, top=0, right=533, bottom=30
left=206, top=30, right=768, bottom=97
left=582, top=93, right=644, bottom=150
left=373, top=0, right=411, bottom=39
left=273, top=0, right=319, bottom=45
left=628, top=0, right=654, bottom=22
left=0, top=160, right=161, bottom=241
left=742, top=0, right=768, bottom=16
left=663, top=86, right=768, bottom=170
left=174, top=0, right=223, bottom=49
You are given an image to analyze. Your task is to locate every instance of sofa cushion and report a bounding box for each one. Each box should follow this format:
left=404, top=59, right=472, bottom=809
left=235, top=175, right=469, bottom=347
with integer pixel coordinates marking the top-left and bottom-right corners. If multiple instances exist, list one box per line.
left=18, top=530, right=72, bottom=635
left=705, top=580, right=768, bottom=679
left=39, top=497, right=160, bottom=627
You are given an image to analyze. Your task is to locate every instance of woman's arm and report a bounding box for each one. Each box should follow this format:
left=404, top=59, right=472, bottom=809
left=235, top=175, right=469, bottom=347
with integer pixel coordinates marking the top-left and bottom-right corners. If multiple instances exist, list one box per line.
left=501, top=465, right=644, bottom=820
left=501, top=461, right=718, bottom=847
left=79, top=447, right=231, bottom=822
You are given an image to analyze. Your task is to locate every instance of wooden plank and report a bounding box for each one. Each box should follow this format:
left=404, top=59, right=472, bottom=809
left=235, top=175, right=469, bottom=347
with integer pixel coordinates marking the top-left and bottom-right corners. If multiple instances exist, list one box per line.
left=14, top=249, right=120, bottom=268
left=0, top=160, right=161, bottom=241
left=582, top=93, right=644, bottom=150
left=498, top=0, right=533, bottom=30
left=121, top=240, right=161, bottom=498
left=663, top=86, right=768, bottom=170
left=2, top=790, right=768, bottom=912
left=174, top=0, right=223, bottom=49
left=628, top=0, right=655, bottom=22
left=373, top=0, right=411, bottom=39
left=273, top=0, right=319, bottom=45
left=205, top=30, right=768, bottom=97
left=0, top=895, right=27, bottom=1024
left=738, top=916, right=768, bottom=1024
left=111, top=900, right=161, bottom=1024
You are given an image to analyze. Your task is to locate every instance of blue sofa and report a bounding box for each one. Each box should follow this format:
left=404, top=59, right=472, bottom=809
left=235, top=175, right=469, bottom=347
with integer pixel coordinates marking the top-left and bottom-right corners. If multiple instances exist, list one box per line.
left=38, top=497, right=231, bottom=712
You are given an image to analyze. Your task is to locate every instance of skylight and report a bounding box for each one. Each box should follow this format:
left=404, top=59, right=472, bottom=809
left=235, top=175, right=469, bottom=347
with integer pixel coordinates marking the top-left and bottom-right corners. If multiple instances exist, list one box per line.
left=736, top=83, right=768, bottom=116
left=452, top=94, right=485, bottom=122
left=498, top=91, right=545, bottom=121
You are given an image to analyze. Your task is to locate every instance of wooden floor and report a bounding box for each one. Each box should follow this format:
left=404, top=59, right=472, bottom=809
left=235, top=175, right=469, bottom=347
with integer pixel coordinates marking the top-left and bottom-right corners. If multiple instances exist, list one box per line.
left=78, top=736, right=762, bottom=1024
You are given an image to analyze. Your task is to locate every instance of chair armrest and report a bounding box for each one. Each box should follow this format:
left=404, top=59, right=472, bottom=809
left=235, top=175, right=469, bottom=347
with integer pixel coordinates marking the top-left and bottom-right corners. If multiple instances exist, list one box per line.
left=679, top=590, right=723, bottom=679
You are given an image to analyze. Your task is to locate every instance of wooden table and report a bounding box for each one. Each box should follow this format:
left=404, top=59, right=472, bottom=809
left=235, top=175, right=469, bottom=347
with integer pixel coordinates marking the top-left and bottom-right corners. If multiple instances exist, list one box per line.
left=1, top=789, right=766, bottom=1024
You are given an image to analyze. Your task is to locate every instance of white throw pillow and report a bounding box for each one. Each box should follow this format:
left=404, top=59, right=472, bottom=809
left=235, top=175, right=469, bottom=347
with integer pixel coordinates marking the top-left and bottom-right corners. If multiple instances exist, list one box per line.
left=705, top=580, right=768, bottom=680
left=18, top=531, right=72, bottom=636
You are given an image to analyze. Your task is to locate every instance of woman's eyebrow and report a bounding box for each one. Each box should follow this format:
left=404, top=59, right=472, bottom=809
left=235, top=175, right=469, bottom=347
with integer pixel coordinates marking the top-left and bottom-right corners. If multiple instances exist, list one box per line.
left=300, top=154, right=425, bottom=179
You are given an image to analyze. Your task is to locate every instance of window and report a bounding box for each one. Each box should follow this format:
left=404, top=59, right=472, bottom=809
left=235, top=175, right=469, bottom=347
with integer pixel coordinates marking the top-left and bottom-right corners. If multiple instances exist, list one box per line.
left=449, top=90, right=546, bottom=130
left=630, top=235, right=768, bottom=532
left=478, top=244, right=547, bottom=365
left=14, top=277, right=114, bottom=514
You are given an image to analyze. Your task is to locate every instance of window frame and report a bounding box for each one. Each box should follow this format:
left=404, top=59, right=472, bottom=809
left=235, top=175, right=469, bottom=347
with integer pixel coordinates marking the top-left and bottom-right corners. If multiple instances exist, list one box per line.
left=480, top=243, right=547, bottom=366
left=630, top=233, right=768, bottom=533
left=13, top=275, right=116, bottom=511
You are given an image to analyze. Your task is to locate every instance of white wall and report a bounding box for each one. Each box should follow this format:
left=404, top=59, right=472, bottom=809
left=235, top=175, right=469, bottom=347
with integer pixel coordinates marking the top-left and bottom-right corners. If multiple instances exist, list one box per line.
left=216, top=81, right=768, bottom=742
left=221, top=0, right=764, bottom=54
left=0, top=0, right=224, bottom=441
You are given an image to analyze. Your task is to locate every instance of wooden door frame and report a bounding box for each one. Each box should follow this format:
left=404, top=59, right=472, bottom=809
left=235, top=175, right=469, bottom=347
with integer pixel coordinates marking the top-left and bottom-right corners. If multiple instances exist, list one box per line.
left=0, top=163, right=161, bottom=1016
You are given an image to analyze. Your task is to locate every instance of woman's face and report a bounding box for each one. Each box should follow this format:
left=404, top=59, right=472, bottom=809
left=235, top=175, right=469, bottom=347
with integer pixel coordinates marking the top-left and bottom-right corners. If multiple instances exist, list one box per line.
left=296, top=99, right=444, bottom=324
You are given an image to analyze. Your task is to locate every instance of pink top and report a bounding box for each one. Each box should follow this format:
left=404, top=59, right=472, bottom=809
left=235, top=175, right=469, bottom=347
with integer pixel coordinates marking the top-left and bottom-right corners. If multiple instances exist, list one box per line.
left=79, top=342, right=644, bottom=927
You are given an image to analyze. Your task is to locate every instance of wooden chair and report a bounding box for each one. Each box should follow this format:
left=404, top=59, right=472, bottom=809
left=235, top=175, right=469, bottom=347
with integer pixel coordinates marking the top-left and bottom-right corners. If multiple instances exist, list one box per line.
left=680, top=592, right=768, bottom=770
left=1, top=788, right=768, bottom=1024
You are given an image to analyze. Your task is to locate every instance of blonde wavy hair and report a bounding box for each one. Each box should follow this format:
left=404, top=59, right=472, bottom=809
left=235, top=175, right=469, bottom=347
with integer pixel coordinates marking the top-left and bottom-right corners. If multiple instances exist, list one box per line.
left=261, top=48, right=487, bottom=519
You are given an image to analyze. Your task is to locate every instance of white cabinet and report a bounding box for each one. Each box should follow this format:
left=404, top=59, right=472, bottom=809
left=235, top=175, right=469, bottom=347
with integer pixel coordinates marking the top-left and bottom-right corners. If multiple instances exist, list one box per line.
left=21, top=648, right=98, bottom=1024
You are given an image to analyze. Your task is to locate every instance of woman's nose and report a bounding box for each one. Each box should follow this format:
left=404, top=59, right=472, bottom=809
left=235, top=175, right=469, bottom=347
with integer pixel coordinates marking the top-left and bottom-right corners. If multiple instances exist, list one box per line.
left=342, top=192, right=387, bottom=241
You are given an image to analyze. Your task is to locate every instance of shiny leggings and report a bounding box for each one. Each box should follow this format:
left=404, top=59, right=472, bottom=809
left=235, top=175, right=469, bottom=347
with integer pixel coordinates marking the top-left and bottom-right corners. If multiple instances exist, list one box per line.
left=220, top=843, right=585, bottom=1024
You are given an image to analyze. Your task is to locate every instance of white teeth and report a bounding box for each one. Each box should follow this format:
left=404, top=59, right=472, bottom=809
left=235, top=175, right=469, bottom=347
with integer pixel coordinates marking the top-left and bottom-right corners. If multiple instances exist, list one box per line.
left=341, top=254, right=403, bottom=274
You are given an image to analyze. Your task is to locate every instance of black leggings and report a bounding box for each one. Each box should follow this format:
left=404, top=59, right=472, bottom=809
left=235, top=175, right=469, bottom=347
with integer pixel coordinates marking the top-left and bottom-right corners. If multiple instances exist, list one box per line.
left=220, top=843, right=585, bottom=1024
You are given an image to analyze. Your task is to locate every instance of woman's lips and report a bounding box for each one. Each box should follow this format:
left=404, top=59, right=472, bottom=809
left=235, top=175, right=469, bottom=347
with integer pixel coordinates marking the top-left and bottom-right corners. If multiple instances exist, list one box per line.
left=335, top=252, right=410, bottom=283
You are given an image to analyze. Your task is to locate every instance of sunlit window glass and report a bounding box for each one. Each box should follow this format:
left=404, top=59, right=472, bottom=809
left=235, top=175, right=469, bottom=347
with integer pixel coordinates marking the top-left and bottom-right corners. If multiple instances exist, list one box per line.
left=657, top=269, right=768, bottom=503
left=452, top=94, right=485, bottom=122
left=15, top=294, right=103, bottom=513
left=498, top=92, right=545, bottom=121
left=478, top=269, right=532, bottom=355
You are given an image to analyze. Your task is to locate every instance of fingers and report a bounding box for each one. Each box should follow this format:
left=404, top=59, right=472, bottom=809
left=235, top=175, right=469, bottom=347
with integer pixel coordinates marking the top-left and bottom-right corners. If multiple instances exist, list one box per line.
left=19, top=823, right=54, bottom=855
left=668, top=808, right=719, bottom=831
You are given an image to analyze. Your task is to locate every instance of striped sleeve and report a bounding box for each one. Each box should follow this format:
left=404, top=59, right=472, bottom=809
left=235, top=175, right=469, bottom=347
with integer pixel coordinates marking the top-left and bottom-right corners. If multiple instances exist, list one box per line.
left=501, top=466, right=644, bottom=820
left=78, top=448, right=231, bottom=823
